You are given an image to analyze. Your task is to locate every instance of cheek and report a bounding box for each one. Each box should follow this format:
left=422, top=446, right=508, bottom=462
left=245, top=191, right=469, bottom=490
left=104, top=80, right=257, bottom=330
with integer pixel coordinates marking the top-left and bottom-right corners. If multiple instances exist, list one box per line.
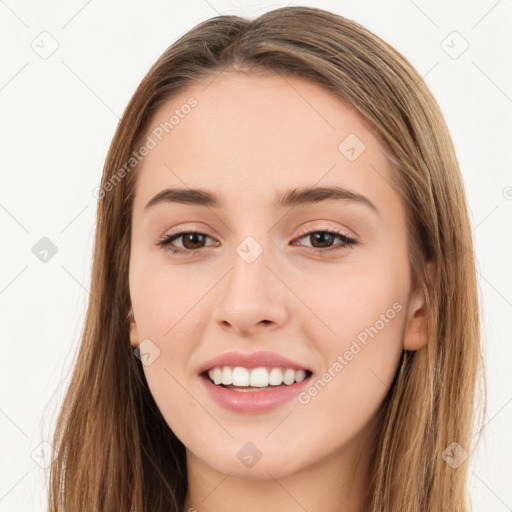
left=133, top=273, right=208, bottom=378
left=129, top=255, right=211, bottom=422
left=294, top=257, right=407, bottom=410
left=290, top=283, right=405, bottom=457
left=296, top=255, right=407, bottom=345
left=130, top=248, right=215, bottom=340
left=137, top=308, right=207, bottom=441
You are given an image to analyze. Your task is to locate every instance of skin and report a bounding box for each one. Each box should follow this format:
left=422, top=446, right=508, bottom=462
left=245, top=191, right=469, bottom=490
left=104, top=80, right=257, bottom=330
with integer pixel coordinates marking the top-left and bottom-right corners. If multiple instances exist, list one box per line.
left=127, top=71, right=429, bottom=512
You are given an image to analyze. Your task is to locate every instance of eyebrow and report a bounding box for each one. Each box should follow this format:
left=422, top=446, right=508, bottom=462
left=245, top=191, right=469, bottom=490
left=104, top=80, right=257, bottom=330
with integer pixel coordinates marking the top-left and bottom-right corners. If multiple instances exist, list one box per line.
left=144, top=186, right=379, bottom=215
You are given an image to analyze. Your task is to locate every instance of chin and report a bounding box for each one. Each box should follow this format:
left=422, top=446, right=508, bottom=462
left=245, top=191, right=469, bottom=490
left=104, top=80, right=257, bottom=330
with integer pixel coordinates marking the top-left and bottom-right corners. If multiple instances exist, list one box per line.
left=200, top=448, right=304, bottom=480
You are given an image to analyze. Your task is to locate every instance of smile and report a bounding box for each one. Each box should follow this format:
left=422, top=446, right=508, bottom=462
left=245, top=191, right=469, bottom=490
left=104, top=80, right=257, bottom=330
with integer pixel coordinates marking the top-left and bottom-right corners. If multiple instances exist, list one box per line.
left=200, top=367, right=313, bottom=413
left=206, top=365, right=311, bottom=388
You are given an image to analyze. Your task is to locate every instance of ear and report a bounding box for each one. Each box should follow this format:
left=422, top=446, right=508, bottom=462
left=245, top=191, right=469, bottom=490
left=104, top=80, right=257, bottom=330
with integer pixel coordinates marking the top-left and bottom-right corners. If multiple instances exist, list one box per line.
left=127, top=306, right=140, bottom=348
left=403, top=261, right=434, bottom=351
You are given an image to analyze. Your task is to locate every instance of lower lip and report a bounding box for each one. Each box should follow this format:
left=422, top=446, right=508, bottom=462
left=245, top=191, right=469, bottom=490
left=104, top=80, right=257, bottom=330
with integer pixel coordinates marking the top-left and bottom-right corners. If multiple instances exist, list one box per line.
left=200, top=374, right=312, bottom=413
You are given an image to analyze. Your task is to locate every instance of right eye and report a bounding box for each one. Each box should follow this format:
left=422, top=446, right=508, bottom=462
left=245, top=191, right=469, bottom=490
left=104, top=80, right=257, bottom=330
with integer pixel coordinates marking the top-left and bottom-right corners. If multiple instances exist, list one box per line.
left=156, top=229, right=218, bottom=256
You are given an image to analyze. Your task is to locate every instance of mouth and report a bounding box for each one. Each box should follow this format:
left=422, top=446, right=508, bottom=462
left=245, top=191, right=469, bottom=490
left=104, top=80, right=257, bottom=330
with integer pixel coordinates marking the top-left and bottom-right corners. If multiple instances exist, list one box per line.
left=201, top=366, right=314, bottom=392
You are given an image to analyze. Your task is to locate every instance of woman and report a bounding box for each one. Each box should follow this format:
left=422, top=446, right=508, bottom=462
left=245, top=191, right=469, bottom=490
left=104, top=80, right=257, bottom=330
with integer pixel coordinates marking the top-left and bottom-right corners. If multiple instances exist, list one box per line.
left=46, top=6, right=485, bottom=511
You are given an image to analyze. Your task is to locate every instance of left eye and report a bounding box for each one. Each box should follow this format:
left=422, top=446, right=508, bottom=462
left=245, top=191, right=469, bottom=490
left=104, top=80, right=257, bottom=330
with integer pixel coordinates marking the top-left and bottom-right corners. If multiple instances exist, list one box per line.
left=295, top=229, right=358, bottom=253
left=156, top=229, right=358, bottom=256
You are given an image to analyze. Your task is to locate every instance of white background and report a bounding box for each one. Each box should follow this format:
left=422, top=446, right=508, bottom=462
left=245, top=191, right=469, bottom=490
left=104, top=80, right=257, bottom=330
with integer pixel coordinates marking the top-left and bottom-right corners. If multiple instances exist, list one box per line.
left=1, top=1, right=511, bottom=510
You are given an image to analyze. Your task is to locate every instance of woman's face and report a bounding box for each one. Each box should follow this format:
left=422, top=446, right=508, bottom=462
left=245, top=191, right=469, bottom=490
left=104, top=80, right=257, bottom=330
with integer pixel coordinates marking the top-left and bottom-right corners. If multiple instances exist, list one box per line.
left=128, top=71, right=427, bottom=480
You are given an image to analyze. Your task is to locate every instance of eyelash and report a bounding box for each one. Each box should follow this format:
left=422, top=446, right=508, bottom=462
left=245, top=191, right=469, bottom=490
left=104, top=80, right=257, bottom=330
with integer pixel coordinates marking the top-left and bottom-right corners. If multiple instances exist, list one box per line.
left=156, top=227, right=358, bottom=257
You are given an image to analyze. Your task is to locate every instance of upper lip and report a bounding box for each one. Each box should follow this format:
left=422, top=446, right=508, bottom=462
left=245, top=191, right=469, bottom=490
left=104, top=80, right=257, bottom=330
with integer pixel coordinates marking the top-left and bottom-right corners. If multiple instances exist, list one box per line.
left=198, top=350, right=312, bottom=375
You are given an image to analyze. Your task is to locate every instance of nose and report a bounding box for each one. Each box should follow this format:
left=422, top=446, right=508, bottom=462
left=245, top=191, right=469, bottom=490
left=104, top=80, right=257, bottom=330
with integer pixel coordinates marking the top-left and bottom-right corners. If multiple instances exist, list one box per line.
left=211, top=248, right=288, bottom=337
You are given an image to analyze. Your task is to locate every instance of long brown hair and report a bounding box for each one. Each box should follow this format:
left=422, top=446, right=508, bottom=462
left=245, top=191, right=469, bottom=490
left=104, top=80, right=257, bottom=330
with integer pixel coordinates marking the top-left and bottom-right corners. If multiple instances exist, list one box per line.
left=45, top=6, right=485, bottom=511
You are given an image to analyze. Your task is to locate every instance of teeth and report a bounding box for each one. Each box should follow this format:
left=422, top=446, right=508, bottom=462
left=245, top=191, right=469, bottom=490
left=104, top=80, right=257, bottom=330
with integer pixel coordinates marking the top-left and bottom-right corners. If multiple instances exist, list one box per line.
left=250, top=367, right=268, bottom=387
left=212, top=367, right=222, bottom=385
left=207, top=366, right=308, bottom=387
left=221, top=366, right=232, bottom=385
left=269, top=368, right=282, bottom=386
left=283, top=368, right=296, bottom=385
left=232, top=366, right=250, bottom=386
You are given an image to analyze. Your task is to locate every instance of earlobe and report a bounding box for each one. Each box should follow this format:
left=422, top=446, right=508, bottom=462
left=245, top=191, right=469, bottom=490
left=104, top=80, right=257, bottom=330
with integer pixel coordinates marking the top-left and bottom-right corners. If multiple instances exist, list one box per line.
left=403, top=262, right=434, bottom=351
left=403, top=297, right=428, bottom=351
left=127, top=307, right=139, bottom=348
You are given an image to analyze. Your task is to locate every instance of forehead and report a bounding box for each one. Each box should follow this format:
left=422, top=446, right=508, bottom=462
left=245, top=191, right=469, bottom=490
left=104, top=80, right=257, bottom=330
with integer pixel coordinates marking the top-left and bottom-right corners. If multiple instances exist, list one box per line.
left=131, top=71, right=397, bottom=215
